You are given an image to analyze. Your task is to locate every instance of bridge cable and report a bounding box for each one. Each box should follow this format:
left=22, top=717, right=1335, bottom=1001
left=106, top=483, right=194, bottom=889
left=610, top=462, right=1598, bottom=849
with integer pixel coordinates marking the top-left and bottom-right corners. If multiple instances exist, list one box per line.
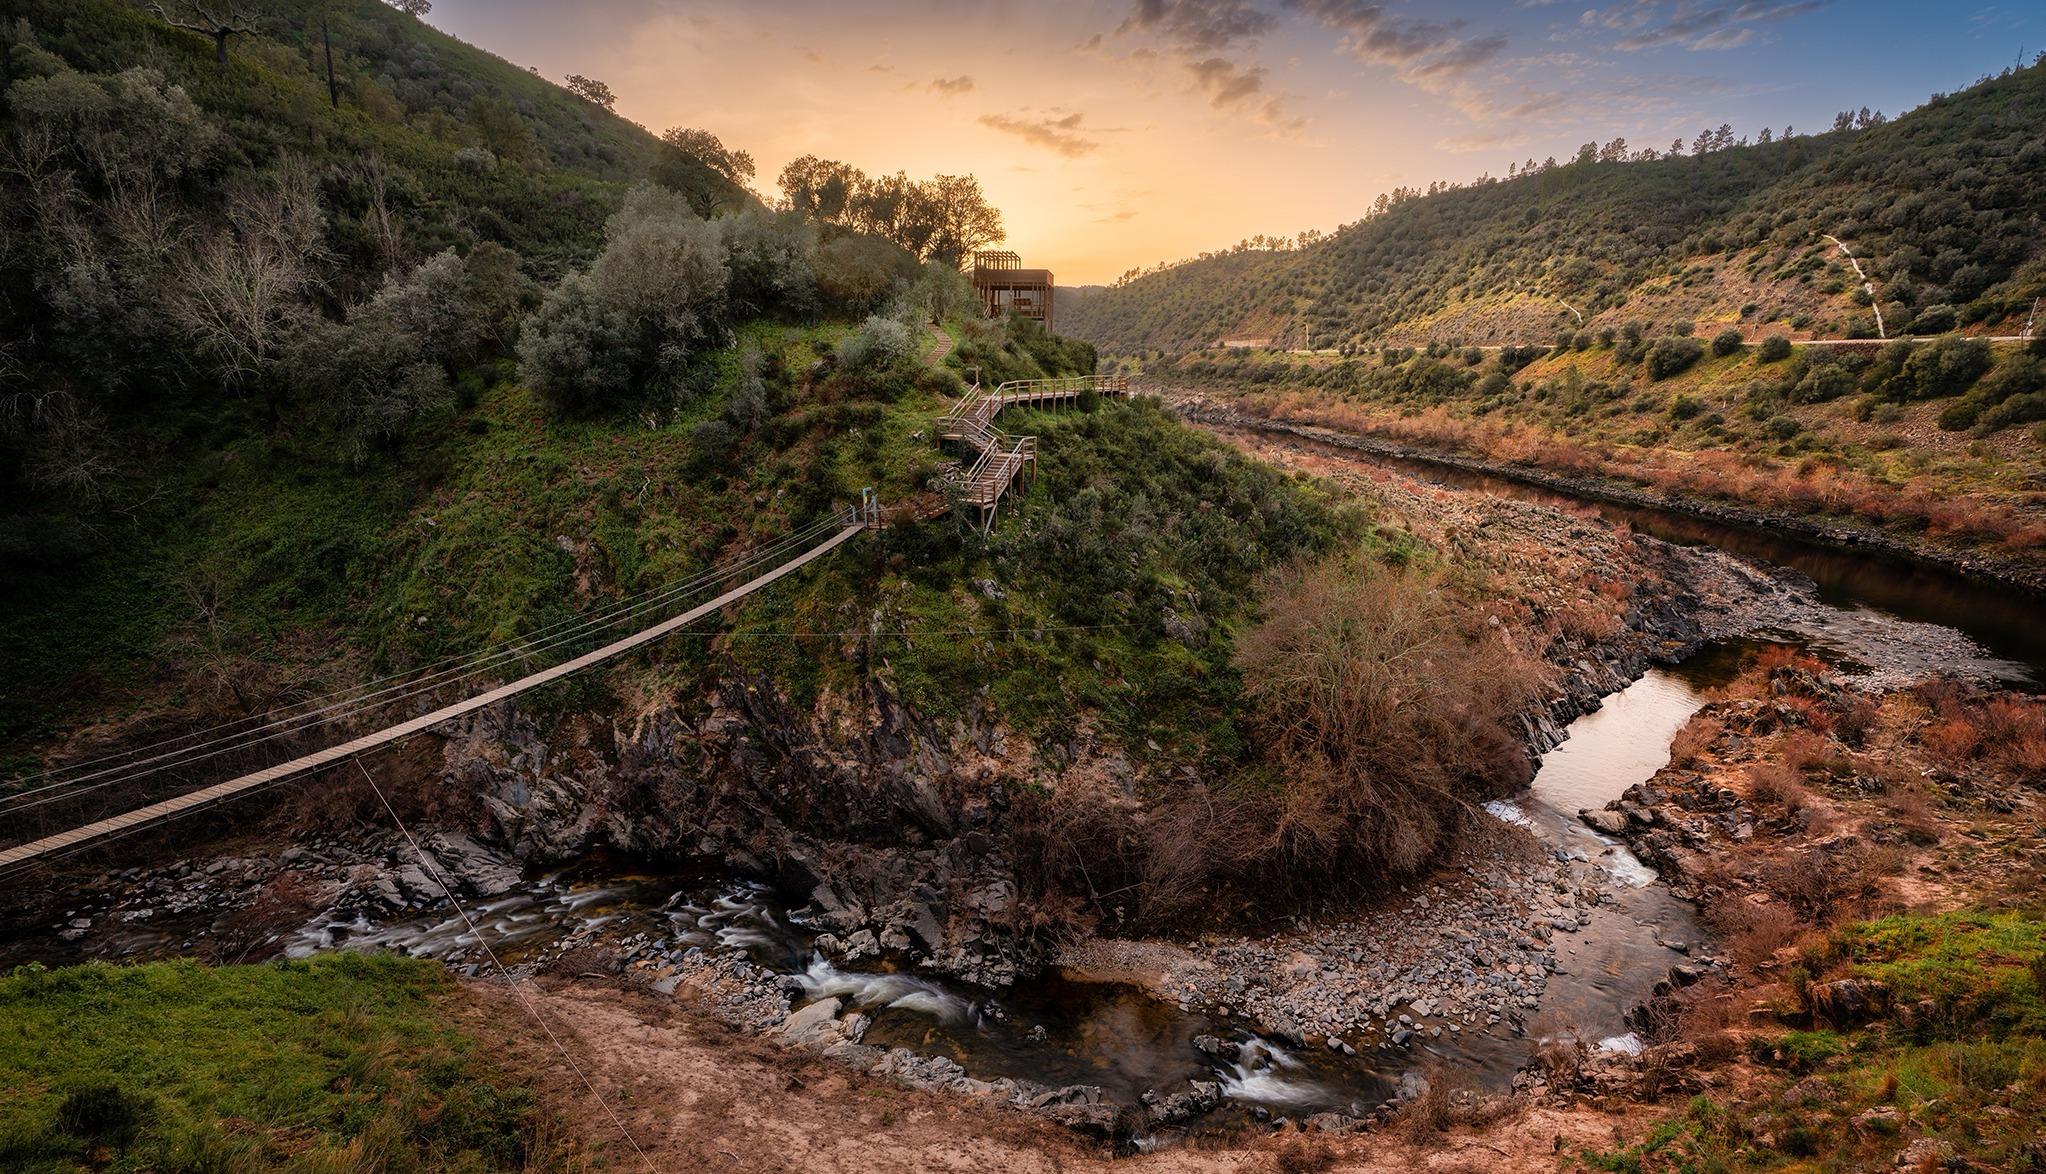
left=352, top=758, right=660, bottom=1174
left=1, top=516, right=844, bottom=800
left=1, top=517, right=848, bottom=813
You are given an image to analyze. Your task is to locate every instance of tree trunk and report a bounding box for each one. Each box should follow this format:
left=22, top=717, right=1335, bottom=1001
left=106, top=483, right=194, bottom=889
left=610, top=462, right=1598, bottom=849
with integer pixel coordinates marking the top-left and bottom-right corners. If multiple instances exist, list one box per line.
left=321, top=9, right=338, bottom=107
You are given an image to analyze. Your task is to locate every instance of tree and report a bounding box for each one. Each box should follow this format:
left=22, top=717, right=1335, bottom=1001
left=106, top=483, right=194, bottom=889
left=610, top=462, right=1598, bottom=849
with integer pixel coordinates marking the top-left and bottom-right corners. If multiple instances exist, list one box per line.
left=466, top=96, right=536, bottom=164
left=148, top=1, right=259, bottom=65
left=588, top=183, right=730, bottom=335
left=564, top=74, right=616, bottom=110
left=660, top=127, right=754, bottom=185
left=517, top=274, right=635, bottom=414
left=778, top=154, right=863, bottom=221
left=917, top=174, right=1002, bottom=268
left=166, top=158, right=326, bottom=383
left=387, top=0, right=431, bottom=14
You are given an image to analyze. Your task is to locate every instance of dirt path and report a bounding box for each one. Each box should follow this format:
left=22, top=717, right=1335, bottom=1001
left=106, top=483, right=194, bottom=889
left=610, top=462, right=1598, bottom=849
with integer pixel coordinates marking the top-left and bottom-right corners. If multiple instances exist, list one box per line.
left=466, top=979, right=1650, bottom=1173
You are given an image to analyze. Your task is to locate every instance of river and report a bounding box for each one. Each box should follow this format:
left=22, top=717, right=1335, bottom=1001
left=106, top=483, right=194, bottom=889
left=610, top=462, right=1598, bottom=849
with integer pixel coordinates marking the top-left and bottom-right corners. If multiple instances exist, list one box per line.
left=42, top=433, right=2046, bottom=1139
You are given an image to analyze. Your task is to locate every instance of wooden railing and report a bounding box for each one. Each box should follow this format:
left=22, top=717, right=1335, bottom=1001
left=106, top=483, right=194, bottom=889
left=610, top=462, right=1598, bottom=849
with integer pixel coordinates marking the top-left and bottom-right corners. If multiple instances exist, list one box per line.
left=933, top=375, right=1127, bottom=530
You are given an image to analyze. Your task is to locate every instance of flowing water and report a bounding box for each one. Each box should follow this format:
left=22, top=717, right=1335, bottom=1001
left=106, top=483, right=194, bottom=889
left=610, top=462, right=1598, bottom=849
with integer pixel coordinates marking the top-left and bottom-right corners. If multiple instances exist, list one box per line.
left=166, top=432, right=2046, bottom=1134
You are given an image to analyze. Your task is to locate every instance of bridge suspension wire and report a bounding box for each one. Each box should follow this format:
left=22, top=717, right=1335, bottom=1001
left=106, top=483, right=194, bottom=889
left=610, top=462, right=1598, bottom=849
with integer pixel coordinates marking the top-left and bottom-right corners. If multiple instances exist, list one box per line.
left=0, top=513, right=866, bottom=872
left=2, top=515, right=842, bottom=803
left=0, top=515, right=847, bottom=816
left=353, top=758, right=660, bottom=1174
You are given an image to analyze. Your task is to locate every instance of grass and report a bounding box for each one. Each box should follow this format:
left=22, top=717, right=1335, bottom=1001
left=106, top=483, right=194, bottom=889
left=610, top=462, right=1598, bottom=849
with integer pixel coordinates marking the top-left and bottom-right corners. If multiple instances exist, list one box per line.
left=1579, top=907, right=2046, bottom=1171
left=0, top=954, right=564, bottom=1172
left=1829, top=909, right=2046, bottom=1036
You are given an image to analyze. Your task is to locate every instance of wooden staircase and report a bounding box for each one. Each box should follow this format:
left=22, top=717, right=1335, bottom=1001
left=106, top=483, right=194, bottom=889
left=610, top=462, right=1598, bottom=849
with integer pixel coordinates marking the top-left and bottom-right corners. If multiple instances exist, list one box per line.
left=934, top=375, right=1130, bottom=530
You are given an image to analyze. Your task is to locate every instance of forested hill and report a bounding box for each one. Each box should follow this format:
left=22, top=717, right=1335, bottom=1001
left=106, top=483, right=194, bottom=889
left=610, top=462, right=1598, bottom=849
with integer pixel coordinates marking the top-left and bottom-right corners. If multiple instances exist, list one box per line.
left=2, top=0, right=748, bottom=277
left=1063, top=59, right=2046, bottom=356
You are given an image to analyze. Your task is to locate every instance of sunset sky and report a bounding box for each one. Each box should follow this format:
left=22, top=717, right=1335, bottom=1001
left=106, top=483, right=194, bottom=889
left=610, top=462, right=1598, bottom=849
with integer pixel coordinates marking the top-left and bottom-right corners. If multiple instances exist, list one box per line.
left=428, top=0, right=2036, bottom=284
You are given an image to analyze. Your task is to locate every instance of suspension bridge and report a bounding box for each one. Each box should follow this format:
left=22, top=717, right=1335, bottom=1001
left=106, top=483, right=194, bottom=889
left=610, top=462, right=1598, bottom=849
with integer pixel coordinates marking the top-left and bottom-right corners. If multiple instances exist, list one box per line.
left=0, top=373, right=1131, bottom=875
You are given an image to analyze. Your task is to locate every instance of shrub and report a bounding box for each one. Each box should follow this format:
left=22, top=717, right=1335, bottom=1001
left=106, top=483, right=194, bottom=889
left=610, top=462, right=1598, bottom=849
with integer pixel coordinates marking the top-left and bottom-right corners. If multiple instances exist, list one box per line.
left=1896, top=336, right=1991, bottom=400
left=1646, top=336, right=1705, bottom=380
left=515, top=273, right=637, bottom=414
left=1907, top=303, right=1957, bottom=334
left=814, top=234, right=917, bottom=311
left=1763, top=415, right=1802, bottom=441
left=1233, top=559, right=1545, bottom=882
left=1669, top=393, right=1706, bottom=420
left=1758, top=335, right=1793, bottom=362
left=1711, top=328, right=1745, bottom=356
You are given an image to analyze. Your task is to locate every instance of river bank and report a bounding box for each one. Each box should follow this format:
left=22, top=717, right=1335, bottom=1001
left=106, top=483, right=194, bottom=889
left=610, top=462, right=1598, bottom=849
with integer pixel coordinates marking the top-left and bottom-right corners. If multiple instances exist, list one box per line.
left=1165, top=391, right=2046, bottom=600
left=6, top=415, right=2028, bottom=1152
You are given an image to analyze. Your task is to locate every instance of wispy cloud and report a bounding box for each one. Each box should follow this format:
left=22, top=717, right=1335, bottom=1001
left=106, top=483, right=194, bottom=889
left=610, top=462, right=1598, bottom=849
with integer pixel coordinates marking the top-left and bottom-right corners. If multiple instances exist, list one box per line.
left=1587, top=0, right=1832, bottom=52
left=1118, top=0, right=1277, bottom=51
left=1187, top=56, right=1268, bottom=107
left=979, top=110, right=1100, bottom=156
left=929, top=74, right=975, bottom=95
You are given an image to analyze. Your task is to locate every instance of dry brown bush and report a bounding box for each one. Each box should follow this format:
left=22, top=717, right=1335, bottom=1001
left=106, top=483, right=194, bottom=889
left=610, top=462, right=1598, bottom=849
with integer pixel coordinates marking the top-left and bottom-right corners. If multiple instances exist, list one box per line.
left=1234, top=557, right=1548, bottom=884
left=1713, top=899, right=1808, bottom=970
left=1669, top=715, right=1724, bottom=769
left=1766, top=843, right=1892, bottom=921
left=1400, top=1062, right=1518, bottom=1143
left=1882, top=790, right=1943, bottom=846
left=1979, top=695, right=2046, bottom=777
left=1747, top=762, right=1812, bottom=814
left=1834, top=695, right=1881, bottom=748
left=1777, top=731, right=1833, bottom=775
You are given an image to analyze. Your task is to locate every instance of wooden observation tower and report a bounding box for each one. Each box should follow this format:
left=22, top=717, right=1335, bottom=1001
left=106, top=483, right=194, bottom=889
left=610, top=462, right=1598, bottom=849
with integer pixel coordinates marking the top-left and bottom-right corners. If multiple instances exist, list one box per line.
left=971, top=250, right=1054, bottom=331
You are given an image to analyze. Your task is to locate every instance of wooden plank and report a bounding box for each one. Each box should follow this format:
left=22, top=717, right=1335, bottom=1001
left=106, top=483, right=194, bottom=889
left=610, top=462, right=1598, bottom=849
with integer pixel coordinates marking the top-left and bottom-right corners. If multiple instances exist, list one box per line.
left=0, top=524, right=865, bottom=870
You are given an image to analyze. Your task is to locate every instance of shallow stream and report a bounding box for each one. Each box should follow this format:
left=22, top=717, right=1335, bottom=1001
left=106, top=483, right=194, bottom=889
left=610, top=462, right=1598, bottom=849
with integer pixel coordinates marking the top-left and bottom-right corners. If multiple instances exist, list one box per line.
left=189, top=440, right=2046, bottom=1132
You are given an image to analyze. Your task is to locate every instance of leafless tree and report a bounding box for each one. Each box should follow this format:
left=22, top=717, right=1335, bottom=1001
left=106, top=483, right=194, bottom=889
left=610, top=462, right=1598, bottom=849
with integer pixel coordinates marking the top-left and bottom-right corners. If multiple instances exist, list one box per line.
left=148, top=1, right=260, bottom=65
left=359, top=154, right=402, bottom=275
left=166, top=156, right=326, bottom=382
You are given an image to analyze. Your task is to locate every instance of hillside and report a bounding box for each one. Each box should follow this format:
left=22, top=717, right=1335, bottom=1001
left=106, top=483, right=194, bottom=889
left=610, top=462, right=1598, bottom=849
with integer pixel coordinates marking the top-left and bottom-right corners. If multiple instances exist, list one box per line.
left=3, top=0, right=1533, bottom=941
left=1064, top=60, right=2046, bottom=356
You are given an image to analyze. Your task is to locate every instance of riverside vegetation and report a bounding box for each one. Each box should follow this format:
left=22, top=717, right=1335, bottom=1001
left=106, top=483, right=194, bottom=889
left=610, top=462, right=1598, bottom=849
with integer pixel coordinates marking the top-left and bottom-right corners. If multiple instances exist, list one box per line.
left=1065, top=60, right=2046, bottom=583
left=4, top=2, right=2045, bottom=1172
left=1, top=2, right=1559, bottom=1166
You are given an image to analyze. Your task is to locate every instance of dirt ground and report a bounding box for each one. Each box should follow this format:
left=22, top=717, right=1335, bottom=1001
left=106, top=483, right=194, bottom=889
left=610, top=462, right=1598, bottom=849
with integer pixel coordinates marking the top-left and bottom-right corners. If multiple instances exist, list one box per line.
left=469, top=979, right=1648, bottom=1174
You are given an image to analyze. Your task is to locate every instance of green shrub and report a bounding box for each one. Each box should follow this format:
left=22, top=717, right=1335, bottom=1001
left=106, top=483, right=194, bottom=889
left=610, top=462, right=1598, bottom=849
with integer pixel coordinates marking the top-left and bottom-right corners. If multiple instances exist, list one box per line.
left=1758, top=335, right=1793, bottom=362
left=1764, top=415, right=1802, bottom=440
left=1646, top=337, right=1705, bottom=380
left=1896, top=336, right=1992, bottom=400
left=1711, top=328, right=1745, bottom=356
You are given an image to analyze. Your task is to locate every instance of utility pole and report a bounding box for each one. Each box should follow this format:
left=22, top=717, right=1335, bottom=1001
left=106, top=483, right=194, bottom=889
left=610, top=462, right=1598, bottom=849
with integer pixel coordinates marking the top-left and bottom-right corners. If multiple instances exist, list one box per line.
left=321, top=5, right=338, bottom=109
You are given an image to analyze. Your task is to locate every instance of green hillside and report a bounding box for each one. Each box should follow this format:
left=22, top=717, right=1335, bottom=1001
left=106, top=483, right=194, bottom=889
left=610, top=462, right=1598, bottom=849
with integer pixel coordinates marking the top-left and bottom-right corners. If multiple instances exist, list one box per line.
left=1064, top=60, right=2046, bottom=356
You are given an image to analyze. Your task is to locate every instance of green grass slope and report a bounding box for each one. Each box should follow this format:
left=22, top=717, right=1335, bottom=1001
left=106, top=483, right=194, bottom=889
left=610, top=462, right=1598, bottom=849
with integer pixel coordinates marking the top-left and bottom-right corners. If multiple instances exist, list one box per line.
left=1065, top=60, right=2046, bottom=356
left=0, top=953, right=561, bottom=1171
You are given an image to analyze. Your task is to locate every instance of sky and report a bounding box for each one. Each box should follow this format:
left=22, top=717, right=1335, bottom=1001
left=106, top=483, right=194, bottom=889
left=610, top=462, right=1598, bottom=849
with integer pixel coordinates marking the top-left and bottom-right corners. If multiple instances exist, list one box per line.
left=427, top=0, right=2038, bottom=284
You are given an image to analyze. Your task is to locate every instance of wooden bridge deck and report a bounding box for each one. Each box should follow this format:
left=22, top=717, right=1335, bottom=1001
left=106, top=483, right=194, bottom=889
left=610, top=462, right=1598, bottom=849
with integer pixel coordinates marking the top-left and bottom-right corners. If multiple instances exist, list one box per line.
left=0, top=520, right=867, bottom=873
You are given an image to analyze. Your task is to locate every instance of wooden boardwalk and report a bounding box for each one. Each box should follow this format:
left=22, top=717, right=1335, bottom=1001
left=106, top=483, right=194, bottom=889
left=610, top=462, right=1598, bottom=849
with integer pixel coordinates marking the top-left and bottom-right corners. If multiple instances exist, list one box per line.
left=0, top=518, right=867, bottom=873
left=934, top=375, right=1128, bottom=529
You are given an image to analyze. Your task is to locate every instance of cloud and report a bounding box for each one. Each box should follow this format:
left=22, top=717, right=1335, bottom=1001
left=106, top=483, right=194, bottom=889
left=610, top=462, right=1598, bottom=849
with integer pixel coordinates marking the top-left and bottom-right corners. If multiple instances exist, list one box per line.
left=1186, top=56, right=1269, bottom=107
left=979, top=111, right=1100, bottom=156
left=1403, top=34, right=1510, bottom=81
left=1282, top=0, right=1465, bottom=68
left=1588, top=0, right=1831, bottom=52
left=929, top=74, right=975, bottom=95
left=1096, top=210, right=1140, bottom=223
left=1118, top=0, right=1278, bottom=50
left=1281, top=0, right=1529, bottom=120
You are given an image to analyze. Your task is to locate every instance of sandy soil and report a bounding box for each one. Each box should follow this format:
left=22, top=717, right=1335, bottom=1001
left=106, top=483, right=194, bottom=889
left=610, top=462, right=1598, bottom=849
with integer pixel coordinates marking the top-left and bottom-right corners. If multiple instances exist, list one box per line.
left=468, top=978, right=1649, bottom=1174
